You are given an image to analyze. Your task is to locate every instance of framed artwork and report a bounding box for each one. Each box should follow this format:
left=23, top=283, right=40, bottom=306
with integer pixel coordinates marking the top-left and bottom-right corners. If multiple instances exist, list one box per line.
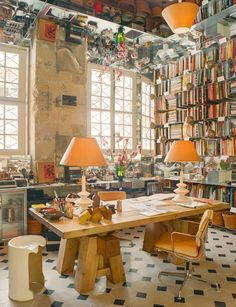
left=38, top=19, right=57, bottom=42
left=36, top=162, right=56, bottom=183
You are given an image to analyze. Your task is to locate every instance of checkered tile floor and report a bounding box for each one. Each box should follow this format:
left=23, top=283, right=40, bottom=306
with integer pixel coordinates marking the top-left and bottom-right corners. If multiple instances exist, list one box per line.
left=0, top=226, right=236, bottom=307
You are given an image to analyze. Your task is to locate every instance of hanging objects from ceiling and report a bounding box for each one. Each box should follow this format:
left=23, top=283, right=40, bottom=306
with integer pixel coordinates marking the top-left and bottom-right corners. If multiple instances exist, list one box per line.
left=161, top=0, right=199, bottom=34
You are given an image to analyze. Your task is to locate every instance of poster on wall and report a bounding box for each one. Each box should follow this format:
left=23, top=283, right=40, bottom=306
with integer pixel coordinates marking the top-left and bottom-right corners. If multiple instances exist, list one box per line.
left=36, top=161, right=56, bottom=183
left=38, top=19, right=57, bottom=42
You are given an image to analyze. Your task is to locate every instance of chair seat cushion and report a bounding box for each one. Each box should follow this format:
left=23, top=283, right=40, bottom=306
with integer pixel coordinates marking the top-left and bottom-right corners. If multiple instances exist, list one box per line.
left=155, top=232, right=199, bottom=258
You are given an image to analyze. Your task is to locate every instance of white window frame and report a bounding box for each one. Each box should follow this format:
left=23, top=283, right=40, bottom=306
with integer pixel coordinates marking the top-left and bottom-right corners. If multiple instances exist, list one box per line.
left=0, top=43, right=28, bottom=155
left=141, top=77, right=155, bottom=152
left=87, top=63, right=136, bottom=152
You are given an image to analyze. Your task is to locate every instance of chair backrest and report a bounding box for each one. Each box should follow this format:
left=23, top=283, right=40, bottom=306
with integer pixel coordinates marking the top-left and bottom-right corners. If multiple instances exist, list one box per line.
left=195, top=209, right=213, bottom=248
left=98, top=191, right=126, bottom=202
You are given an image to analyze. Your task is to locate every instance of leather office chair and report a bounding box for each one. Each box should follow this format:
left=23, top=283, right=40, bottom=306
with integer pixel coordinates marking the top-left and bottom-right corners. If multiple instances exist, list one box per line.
left=98, top=191, right=135, bottom=247
left=155, top=209, right=219, bottom=300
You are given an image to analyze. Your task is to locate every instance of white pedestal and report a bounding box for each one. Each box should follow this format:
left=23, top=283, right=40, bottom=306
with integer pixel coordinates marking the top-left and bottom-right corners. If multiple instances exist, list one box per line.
left=172, top=170, right=190, bottom=202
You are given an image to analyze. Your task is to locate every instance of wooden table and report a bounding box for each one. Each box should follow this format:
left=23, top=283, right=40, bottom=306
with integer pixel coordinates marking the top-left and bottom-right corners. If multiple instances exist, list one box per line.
left=29, top=198, right=229, bottom=293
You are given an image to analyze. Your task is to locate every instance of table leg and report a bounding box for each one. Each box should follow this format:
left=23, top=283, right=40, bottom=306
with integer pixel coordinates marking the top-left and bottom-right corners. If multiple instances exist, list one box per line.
left=56, top=238, right=79, bottom=275
left=74, top=236, right=99, bottom=294
left=109, top=255, right=126, bottom=283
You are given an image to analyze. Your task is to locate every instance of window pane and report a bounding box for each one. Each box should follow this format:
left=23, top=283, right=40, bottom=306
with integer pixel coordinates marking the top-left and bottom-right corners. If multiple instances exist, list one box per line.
left=91, top=96, right=100, bottom=109
left=102, top=98, right=110, bottom=110
left=124, top=88, right=132, bottom=100
left=5, top=105, right=18, bottom=119
left=115, top=87, right=123, bottom=99
left=0, top=135, right=4, bottom=149
left=0, top=104, right=3, bottom=118
left=91, top=123, right=100, bottom=136
left=6, top=53, right=19, bottom=68
left=0, top=120, right=4, bottom=133
left=5, top=83, right=18, bottom=98
left=101, top=124, right=110, bottom=136
left=91, top=111, right=101, bottom=123
left=141, top=81, right=154, bottom=150
left=101, top=84, right=110, bottom=97
left=0, top=82, right=4, bottom=96
left=5, top=120, right=18, bottom=134
left=124, top=76, right=132, bottom=88
left=91, top=82, right=101, bottom=96
left=5, top=135, right=18, bottom=149
left=115, top=99, right=123, bottom=111
left=6, top=68, right=19, bottom=84
left=0, top=52, right=4, bottom=66
left=0, top=67, right=4, bottom=82
left=101, top=111, right=110, bottom=124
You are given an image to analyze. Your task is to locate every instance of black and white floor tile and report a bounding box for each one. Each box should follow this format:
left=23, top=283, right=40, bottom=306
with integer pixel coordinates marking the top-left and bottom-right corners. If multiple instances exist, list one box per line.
left=0, top=226, right=236, bottom=307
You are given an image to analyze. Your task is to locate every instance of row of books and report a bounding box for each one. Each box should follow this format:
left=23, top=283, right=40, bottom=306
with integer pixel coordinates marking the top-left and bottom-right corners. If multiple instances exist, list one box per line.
left=175, top=81, right=229, bottom=106
left=156, top=63, right=235, bottom=96
left=156, top=131, right=236, bottom=157
left=156, top=101, right=236, bottom=126
left=196, top=138, right=236, bottom=156
left=189, top=184, right=229, bottom=202
left=196, top=0, right=236, bottom=23
left=157, top=118, right=236, bottom=139
left=157, top=38, right=236, bottom=79
left=207, top=101, right=236, bottom=117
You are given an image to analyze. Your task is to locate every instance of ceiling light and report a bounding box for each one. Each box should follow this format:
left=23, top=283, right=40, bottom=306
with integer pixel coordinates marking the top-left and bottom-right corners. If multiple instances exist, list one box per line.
left=162, top=0, right=199, bottom=34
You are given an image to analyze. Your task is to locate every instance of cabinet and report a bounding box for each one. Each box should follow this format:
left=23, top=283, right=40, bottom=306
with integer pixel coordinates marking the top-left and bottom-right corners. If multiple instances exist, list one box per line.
left=0, top=189, right=27, bottom=241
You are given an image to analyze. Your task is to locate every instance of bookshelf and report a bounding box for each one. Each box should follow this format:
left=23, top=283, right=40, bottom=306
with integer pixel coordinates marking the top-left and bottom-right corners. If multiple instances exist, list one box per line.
left=154, top=33, right=236, bottom=212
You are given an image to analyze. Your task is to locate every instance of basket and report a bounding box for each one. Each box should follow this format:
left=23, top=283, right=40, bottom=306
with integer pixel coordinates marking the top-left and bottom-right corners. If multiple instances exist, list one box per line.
left=212, top=211, right=224, bottom=226
left=222, top=211, right=236, bottom=229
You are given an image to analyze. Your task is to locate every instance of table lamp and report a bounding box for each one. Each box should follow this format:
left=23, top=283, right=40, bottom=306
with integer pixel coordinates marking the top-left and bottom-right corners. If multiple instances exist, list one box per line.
left=164, top=140, right=201, bottom=202
left=60, top=137, right=107, bottom=210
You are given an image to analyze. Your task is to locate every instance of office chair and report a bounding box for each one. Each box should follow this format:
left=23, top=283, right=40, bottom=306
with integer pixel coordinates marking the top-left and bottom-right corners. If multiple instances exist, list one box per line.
left=98, top=191, right=135, bottom=247
left=155, top=209, right=219, bottom=300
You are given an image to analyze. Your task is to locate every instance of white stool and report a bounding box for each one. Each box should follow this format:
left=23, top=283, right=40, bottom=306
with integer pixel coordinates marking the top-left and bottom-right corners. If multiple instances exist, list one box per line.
left=8, top=235, right=46, bottom=302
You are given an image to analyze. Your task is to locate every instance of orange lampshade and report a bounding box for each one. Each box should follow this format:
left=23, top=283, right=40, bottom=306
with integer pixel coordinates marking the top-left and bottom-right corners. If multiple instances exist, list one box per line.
left=60, top=137, right=107, bottom=167
left=164, top=140, right=200, bottom=163
left=162, top=2, right=199, bottom=34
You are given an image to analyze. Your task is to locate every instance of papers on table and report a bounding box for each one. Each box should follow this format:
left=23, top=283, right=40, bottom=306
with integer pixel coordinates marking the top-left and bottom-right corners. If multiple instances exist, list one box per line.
left=127, top=193, right=175, bottom=203
left=130, top=200, right=178, bottom=217
left=177, top=202, right=206, bottom=208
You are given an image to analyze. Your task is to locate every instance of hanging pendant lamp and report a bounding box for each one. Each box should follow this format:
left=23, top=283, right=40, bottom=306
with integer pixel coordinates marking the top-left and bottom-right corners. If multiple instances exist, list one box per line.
left=162, top=0, right=199, bottom=34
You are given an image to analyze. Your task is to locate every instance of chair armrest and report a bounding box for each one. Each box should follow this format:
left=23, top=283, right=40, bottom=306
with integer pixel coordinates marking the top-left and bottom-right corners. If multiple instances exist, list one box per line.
left=171, top=232, right=195, bottom=251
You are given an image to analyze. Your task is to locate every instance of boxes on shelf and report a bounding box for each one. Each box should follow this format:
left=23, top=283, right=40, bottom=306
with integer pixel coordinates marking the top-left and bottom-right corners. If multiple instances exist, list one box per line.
left=207, top=170, right=232, bottom=183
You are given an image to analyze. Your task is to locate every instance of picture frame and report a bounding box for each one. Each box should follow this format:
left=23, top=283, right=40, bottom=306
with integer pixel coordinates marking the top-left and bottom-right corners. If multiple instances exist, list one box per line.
left=36, top=161, right=56, bottom=183
left=38, top=19, right=57, bottom=42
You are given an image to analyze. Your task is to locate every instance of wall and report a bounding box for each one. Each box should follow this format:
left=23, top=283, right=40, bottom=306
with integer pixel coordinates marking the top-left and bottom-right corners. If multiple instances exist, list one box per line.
left=29, top=25, right=87, bottom=176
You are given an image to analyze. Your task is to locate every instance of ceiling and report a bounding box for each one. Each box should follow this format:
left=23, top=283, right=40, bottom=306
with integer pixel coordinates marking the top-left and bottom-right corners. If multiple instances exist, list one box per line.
left=0, top=0, right=227, bottom=75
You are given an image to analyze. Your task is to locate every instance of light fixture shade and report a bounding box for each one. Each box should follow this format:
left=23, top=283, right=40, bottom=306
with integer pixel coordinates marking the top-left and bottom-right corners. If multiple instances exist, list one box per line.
left=162, top=2, right=199, bottom=34
left=164, top=140, right=200, bottom=163
left=60, top=137, right=107, bottom=167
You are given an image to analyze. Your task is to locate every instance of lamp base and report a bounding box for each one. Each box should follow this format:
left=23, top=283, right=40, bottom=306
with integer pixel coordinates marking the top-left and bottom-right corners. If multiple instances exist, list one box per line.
left=172, top=181, right=189, bottom=203
left=75, top=190, right=93, bottom=211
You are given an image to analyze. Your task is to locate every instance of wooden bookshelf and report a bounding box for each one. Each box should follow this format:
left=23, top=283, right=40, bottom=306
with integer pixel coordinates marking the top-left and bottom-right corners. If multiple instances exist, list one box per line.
left=154, top=33, right=236, bottom=214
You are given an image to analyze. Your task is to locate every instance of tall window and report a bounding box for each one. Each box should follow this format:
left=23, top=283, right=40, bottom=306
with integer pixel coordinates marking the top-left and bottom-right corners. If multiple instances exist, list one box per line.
left=89, top=65, right=134, bottom=151
left=90, top=69, right=111, bottom=149
left=0, top=44, right=27, bottom=154
left=114, top=73, right=133, bottom=149
left=141, top=81, right=154, bottom=151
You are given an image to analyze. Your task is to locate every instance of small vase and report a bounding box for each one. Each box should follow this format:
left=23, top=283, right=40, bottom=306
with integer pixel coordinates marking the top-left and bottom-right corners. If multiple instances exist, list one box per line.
left=116, top=164, right=125, bottom=181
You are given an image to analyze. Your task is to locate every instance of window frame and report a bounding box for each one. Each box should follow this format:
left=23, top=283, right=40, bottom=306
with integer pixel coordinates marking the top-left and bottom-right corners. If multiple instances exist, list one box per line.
left=87, top=63, right=137, bottom=153
left=0, top=43, right=28, bottom=155
left=140, top=76, right=155, bottom=153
